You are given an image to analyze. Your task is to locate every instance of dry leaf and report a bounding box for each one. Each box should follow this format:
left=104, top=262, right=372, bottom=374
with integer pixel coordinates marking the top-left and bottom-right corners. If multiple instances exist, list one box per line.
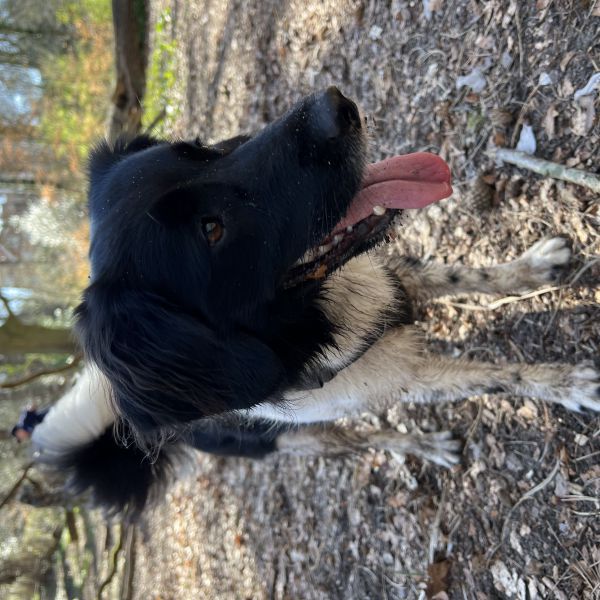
left=423, top=0, right=444, bottom=21
left=427, top=560, right=450, bottom=596
left=571, top=96, right=596, bottom=136
left=542, top=104, right=557, bottom=139
left=491, top=562, right=526, bottom=597
left=517, top=400, right=538, bottom=421
left=491, top=108, right=513, bottom=127
left=560, top=51, right=576, bottom=71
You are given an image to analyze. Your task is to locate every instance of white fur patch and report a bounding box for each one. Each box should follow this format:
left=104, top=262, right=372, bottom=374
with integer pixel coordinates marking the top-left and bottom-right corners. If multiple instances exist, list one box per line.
left=32, top=366, right=115, bottom=459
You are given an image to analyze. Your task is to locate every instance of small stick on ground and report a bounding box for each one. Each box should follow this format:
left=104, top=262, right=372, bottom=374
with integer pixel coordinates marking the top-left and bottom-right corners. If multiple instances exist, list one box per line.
left=490, top=148, right=600, bottom=194
left=435, top=285, right=562, bottom=312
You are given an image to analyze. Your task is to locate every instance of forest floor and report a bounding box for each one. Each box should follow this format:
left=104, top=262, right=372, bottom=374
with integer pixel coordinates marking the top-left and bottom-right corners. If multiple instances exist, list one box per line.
left=130, top=1, right=600, bottom=598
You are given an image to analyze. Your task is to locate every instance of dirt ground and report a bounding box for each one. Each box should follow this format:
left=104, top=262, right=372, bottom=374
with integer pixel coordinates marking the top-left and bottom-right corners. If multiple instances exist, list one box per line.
left=131, top=1, right=600, bottom=598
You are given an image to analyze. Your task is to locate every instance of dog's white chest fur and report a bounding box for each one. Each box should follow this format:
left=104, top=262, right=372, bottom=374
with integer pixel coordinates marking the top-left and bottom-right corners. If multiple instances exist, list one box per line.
left=247, top=254, right=407, bottom=424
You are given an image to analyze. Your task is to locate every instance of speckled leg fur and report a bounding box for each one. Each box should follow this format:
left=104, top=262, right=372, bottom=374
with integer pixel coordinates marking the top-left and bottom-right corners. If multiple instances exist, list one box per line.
left=256, top=237, right=599, bottom=466
left=275, top=426, right=462, bottom=468
left=391, top=236, right=571, bottom=301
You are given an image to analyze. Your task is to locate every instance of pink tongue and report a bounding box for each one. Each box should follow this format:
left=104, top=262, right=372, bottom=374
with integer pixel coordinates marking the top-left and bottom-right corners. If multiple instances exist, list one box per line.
left=334, top=152, right=452, bottom=233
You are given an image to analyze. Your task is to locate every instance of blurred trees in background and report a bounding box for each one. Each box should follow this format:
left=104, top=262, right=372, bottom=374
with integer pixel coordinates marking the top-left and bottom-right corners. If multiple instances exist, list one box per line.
left=1, top=6, right=114, bottom=586
left=0, top=4, right=149, bottom=597
left=0, top=0, right=113, bottom=368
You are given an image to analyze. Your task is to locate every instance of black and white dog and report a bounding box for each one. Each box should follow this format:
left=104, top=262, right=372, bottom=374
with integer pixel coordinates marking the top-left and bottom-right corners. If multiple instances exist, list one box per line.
left=33, top=88, right=600, bottom=516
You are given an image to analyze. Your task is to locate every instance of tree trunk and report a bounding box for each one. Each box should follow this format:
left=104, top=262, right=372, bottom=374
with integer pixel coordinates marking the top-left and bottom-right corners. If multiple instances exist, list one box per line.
left=109, top=0, right=149, bottom=141
left=0, top=314, right=76, bottom=356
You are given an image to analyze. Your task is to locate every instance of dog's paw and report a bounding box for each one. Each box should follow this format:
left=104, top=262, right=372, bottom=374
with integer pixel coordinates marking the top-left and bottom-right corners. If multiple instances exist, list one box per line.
left=419, top=431, right=463, bottom=468
left=556, top=364, right=600, bottom=413
left=386, top=431, right=462, bottom=469
left=518, top=237, right=571, bottom=284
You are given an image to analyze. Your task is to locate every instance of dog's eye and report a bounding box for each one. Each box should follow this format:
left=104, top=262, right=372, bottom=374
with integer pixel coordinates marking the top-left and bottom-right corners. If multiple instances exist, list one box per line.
left=201, top=219, right=224, bottom=246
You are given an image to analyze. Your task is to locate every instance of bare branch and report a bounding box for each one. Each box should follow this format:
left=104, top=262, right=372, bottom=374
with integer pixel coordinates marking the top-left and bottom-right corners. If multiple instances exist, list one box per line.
left=0, top=462, right=34, bottom=510
left=0, top=293, right=15, bottom=318
left=0, top=354, right=82, bottom=390
left=143, top=108, right=166, bottom=135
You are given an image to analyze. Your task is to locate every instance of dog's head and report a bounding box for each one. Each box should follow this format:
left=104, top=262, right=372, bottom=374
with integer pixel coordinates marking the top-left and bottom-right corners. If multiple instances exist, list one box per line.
left=76, top=87, right=451, bottom=438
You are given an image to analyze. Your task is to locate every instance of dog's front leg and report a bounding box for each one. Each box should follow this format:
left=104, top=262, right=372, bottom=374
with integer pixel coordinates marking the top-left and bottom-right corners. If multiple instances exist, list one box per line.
left=264, top=326, right=600, bottom=421
left=389, top=354, right=600, bottom=413
left=391, top=237, right=571, bottom=301
left=274, top=425, right=461, bottom=467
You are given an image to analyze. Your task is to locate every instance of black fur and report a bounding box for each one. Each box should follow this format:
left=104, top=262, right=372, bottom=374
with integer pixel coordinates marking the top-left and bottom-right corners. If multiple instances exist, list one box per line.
left=57, top=424, right=181, bottom=518
left=185, top=419, right=285, bottom=458
left=76, top=89, right=366, bottom=436
left=55, top=419, right=284, bottom=518
left=65, top=89, right=385, bottom=513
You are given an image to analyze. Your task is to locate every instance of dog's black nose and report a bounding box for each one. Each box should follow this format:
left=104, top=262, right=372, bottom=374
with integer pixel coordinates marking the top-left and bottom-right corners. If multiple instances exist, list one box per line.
left=310, top=86, right=361, bottom=139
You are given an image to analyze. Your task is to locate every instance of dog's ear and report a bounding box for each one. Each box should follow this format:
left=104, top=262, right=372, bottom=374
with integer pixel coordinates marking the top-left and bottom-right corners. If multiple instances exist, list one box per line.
left=88, top=135, right=162, bottom=188
left=75, top=286, right=286, bottom=436
left=87, top=135, right=166, bottom=237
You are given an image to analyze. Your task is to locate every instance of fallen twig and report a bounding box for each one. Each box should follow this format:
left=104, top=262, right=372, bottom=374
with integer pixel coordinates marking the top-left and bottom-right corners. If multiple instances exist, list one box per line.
left=491, top=148, right=600, bottom=194
left=435, top=256, right=599, bottom=314
left=435, top=285, right=561, bottom=312
left=568, top=257, right=600, bottom=286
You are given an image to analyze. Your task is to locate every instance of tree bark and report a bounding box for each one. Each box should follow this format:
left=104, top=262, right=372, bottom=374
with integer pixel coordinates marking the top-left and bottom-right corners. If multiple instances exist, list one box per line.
left=109, top=0, right=149, bottom=142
